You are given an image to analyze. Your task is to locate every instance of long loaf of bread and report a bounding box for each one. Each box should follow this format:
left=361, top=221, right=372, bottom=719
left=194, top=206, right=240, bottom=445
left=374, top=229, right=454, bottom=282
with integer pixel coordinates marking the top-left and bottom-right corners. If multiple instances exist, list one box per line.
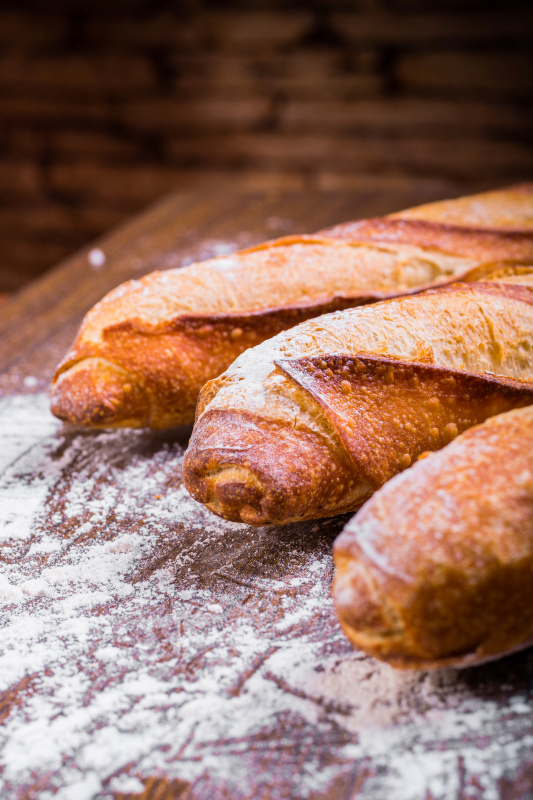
left=51, top=185, right=533, bottom=429
left=183, top=280, right=533, bottom=525
left=333, top=404, right=533, bottom=669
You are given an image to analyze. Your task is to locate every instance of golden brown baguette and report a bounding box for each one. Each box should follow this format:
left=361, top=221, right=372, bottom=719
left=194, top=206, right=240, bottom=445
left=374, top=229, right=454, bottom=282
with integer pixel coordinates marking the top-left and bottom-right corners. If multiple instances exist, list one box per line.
left=51, top=184, right=533, bottom=429
left=183, top=282, right=533, bottom=525
left=333, top=404, right=533, bottom=669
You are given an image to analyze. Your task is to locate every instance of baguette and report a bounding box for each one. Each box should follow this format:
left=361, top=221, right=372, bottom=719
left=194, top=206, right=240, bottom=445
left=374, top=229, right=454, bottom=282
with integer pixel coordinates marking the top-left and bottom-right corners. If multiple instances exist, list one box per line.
left=333, top=405, right=533, bottom=669
left=50, top=185, right=533, bottom=429
left=183, top=282, right=533, bottom=525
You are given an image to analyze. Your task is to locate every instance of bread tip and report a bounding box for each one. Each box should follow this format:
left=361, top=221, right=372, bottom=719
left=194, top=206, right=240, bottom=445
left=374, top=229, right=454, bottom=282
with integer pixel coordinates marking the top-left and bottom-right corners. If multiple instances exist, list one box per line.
left=51, top=357, right=151, bottom=429
left=182, top=405, right=364, bottom=526
left=182, top=441, right=269, bottom=524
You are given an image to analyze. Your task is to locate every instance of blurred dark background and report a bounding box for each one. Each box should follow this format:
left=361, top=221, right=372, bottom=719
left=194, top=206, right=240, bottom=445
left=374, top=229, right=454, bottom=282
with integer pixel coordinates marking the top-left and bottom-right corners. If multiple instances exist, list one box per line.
left=1, top=0, right=533, bottom=292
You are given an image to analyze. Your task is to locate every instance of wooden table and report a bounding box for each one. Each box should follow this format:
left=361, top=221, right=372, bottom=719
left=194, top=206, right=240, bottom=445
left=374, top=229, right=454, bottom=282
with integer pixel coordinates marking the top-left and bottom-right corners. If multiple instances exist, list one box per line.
left=1, top=186, right=532, bottom=800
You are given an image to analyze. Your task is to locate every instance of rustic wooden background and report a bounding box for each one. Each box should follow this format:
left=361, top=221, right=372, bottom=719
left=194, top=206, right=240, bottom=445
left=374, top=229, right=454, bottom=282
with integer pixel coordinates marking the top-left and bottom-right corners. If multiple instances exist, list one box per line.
left=2, top=188, right=533, bottom=799
left=1, top=0, right=533, bottom=290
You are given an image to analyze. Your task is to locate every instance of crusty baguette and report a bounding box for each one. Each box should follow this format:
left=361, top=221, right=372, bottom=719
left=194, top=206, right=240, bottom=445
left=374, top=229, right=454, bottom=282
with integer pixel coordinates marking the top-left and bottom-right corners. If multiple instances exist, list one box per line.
left=183, top=282, right=533, bottom=525
left=333, top=404, right=533, bottom=669
left=50, top=184, right=533, bottom=429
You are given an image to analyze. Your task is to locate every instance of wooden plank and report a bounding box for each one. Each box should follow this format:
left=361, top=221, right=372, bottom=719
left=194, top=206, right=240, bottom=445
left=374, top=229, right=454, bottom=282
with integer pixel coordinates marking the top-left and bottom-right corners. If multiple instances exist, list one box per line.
left=1, top=186, right=532, bottom=800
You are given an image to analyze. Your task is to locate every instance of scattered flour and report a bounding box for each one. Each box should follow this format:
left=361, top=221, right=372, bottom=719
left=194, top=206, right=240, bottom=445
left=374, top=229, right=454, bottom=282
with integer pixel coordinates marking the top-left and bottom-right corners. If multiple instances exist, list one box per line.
left=0, top=395, right=532, bottom=799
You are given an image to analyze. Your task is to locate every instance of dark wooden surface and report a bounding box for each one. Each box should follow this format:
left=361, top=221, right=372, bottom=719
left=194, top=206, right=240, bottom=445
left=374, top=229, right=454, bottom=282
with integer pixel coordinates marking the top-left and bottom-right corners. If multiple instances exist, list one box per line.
left=1, top=187, right=533, bottom=800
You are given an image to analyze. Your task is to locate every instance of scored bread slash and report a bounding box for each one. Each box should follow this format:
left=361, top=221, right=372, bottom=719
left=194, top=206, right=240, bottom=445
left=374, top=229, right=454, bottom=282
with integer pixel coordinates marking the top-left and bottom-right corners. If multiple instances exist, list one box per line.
left=275, top=353, right=533, bottom=490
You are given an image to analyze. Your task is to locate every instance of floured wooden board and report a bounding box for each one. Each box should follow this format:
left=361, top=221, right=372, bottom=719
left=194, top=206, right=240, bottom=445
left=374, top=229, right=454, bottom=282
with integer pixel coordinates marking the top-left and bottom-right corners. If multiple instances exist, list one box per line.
left=1, top=187, right=532, bottom=800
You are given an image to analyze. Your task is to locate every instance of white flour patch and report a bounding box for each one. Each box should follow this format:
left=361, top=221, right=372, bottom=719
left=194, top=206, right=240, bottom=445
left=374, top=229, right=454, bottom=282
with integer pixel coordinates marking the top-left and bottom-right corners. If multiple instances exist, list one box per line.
left=0, top=395, right=532, bottom=799
left=0, top=395, right=61, bottom=546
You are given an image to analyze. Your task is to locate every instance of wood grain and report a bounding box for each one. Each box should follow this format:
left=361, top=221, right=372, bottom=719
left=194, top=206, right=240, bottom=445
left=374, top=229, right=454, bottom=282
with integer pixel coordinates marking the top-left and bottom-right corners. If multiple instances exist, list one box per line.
left=1, top=187, right=533, bottom=800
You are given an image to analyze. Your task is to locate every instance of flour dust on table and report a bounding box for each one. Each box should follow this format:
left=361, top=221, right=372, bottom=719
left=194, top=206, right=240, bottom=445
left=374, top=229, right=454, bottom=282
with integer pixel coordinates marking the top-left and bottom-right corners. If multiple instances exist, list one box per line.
left=1, top=394, right=533, bottom=800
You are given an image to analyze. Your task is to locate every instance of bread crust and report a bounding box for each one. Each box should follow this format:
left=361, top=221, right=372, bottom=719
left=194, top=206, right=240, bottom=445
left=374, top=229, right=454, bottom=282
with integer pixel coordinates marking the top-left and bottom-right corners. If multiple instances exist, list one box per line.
left=321, top=217, right=533, bottom=262
left=333, top=404, right=533, bottom=669
left=183, top=282, right=533, bottom=524
left=51, top=185, right=533, bottom=429
left=276, top=353, right=533, bottom=490
left=388, top=182, right=533, bottom=229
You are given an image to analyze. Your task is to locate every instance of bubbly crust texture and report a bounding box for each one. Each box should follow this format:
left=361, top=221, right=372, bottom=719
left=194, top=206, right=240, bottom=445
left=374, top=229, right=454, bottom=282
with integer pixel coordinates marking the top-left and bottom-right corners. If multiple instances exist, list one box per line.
left=51, top=184, right=533, bottom=429
left=183, top=282, right=533, bottom=525
left=333, top=404, right=533, bottom=669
